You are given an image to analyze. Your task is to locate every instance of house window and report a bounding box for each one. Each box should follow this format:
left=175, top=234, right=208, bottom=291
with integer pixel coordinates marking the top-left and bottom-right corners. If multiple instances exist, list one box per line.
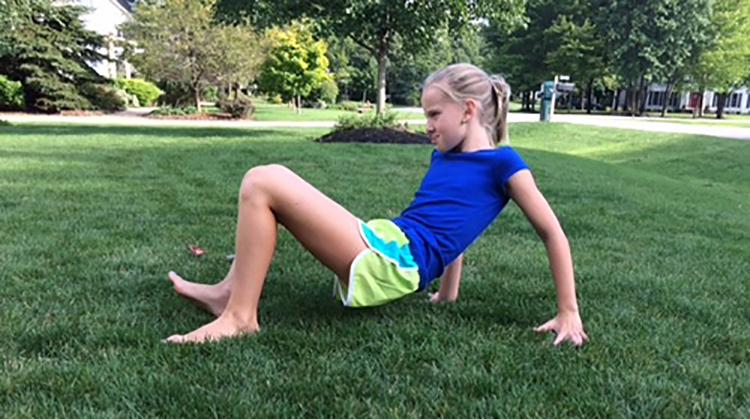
left=648, top=91, right=664, bottom=107
left=669, top=92, right=680, bottom=108
left=729, top=93, right=741, bottom=108
left=746, top=93, right=750, bottom=109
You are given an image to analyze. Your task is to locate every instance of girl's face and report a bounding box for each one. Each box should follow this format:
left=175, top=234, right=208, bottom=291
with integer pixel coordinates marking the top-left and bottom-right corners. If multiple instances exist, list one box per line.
left=421, top=85, right=468, bottom=152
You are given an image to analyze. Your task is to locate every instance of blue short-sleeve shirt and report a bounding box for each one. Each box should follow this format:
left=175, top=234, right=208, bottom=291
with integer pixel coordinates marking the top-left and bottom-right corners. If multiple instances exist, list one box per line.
left=392, top=147, right=529, bottom=290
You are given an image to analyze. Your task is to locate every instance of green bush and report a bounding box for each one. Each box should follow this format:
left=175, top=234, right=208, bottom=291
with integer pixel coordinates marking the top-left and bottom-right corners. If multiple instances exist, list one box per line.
left=150, top=106, right=198, bottom=116
left=330, top=101, right=363, bottom=112
left=0, top=119, right=11, bottom=126
left=333, top=111, right=404, bottom=132
left=0, top=75, right=25, bottom=110
left=81, top=84, right=127, bottom=112
left=114, top=78, right=163, bottom=107
left=217, top=96, right=254, bottom=119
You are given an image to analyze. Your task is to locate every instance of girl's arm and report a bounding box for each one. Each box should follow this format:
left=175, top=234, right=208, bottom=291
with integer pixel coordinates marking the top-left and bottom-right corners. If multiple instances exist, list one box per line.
left=506, top=170, right=588, bottom=346
left=429, top=253, right=463, bottom=303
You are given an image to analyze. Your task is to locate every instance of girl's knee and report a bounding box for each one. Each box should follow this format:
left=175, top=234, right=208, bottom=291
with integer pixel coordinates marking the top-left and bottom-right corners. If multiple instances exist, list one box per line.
left=240, top=164, right=289, bottom=201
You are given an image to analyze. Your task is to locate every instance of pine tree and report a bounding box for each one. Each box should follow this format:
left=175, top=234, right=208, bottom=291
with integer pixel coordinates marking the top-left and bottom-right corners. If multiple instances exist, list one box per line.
left=0, top=0, right=108, bottom=112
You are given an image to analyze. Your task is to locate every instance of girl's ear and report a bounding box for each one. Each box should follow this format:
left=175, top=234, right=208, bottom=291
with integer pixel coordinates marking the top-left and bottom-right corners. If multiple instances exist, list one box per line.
left=463, top=99, right=478, bottom=122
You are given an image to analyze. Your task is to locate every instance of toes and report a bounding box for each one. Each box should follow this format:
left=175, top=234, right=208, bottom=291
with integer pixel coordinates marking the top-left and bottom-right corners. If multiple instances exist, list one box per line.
left=168, top=271, right=183, bottom=283
left=164, top=334, right=184, bottom=344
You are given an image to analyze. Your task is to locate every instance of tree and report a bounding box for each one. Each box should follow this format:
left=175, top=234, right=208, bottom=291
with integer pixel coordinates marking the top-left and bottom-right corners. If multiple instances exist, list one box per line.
left=387, top=25, right=486, bottom=106
left=602, top=0, right=711, bottom=116
left=690, top=0, right=750, bottom=118
left=0, top=0, right=109, bottom=112
left=257, top=20, right=332, bottom=112
left=122, top=0, right=263, bottom=111
left=483, top=0, right=558, bottom=112
left=122, top=0, right=217, bottom=111
left=219, top=0, right=525, bottom=114
left=213, top=21, right=265, bottom=100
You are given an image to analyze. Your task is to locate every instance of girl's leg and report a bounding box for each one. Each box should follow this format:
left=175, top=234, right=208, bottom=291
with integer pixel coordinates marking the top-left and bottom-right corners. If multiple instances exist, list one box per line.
left=165, top=165, right=368, bottom=344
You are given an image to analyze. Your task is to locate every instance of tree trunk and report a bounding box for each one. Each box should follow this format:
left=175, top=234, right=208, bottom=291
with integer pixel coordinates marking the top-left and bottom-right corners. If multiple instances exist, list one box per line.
left=629, top=82, right=636, bottom=116
left=637, top=76, right=647, bottom=116
left=531, top=92, right=537, bottom=112
left=376, top=51, right=387, bottom=115
left=611, top=88, right=619, bottom=113
left=716, top=93, right=727, bottom=119
left=698, top=92, right=705, bottom=118
left=194, top=86, right=201, bottom=112
left=586, top=80, right=593, bottom=114
left=661, top=82, right=674, bottom=118
left=297, top=94, right=302, bottom=114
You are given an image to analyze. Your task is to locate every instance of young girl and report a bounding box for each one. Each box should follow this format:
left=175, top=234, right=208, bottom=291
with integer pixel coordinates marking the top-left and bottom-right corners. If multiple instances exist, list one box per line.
left=166, top=63, right=588, bottom=346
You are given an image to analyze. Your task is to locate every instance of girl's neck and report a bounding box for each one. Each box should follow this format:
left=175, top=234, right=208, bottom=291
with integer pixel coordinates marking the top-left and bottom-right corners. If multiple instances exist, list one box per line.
left=455, top=127, right=493, bottom=153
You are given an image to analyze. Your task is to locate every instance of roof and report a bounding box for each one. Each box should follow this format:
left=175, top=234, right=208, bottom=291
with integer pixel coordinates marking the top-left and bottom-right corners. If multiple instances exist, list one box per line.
left=113, top=0, right=133, bottom=14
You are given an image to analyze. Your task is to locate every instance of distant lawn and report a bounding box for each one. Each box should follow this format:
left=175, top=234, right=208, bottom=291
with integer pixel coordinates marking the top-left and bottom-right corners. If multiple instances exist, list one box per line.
left=251, top=102, right=423, bottom=122
left=1, top=123, right=749, bottom=417
left=647, top=115, right=750, bottom=128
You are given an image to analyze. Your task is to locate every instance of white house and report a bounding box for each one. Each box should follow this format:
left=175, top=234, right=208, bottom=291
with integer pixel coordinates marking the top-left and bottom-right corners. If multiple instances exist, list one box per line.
left=58, top=0, right=134, bottom=78
left=640, top=83, right=750, bottom=115
left=705, top=87, right=750, bottom=115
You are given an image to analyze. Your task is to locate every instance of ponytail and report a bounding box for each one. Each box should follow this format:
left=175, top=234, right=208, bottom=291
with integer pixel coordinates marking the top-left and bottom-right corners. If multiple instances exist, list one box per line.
left=489, top=75, right=510, bottom=146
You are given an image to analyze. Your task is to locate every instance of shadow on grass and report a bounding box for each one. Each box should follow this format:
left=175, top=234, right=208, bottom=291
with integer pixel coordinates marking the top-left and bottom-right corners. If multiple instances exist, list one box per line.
left=0, top=124, right=296, bottom=139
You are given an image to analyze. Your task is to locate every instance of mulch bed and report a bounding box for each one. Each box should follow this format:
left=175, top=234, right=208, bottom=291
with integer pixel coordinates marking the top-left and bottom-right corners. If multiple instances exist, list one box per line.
left=318, top=128, right=430, bottom=144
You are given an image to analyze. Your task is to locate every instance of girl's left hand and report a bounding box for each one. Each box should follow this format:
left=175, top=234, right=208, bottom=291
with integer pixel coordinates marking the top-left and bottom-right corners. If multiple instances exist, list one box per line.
left=534, top=310, right=588, bottom=347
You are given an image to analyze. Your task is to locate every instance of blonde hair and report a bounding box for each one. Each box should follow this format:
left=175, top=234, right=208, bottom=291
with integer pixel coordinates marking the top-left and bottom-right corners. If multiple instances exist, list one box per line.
left=424, top=63, right=510, bottom=146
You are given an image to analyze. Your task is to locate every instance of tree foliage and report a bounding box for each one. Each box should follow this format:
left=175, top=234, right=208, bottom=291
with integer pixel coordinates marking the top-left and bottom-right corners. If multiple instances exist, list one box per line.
left=219, top=0, right=525, bottom=114
left=0, top=0, right=109, bottom=112
left=257, top=20, right=332, bottom=111
left=690, top=0, right=750, bottom=117
left=122, top=0, right=263, bottom=110
left=601, top=0, right=711, bottom=115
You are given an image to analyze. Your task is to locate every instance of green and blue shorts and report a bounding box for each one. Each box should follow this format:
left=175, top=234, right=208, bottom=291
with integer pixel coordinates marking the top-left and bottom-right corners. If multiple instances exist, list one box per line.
left=333, top=219, right=420, bottom=308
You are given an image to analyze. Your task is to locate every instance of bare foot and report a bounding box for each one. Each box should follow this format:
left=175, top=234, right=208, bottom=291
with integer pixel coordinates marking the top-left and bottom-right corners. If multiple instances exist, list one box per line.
left=164, top=315, right=260, bottom=344
left=168, top=271, right=229, bottom=317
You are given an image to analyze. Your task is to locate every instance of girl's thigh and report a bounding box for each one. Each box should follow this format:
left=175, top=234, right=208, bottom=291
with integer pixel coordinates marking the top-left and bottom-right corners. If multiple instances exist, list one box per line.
left=249, top=164, right=367, bottom=281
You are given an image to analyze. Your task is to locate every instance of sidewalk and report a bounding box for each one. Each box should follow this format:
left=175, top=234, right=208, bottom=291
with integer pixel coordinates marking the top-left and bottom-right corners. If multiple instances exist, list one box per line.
left=550, top=114, right=750, bottom=141
left=1, top=110, right=748, bottom=140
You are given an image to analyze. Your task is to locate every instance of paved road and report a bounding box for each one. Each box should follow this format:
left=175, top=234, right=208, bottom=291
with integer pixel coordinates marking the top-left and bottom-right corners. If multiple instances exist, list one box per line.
left=2, top=110, right=749, bottom=141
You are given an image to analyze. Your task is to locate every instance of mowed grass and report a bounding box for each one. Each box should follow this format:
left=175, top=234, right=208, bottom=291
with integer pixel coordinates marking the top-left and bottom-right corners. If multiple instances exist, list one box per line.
left=252, top=102, right=422, bottom=122
left=1, top=123, right=749, bottom=418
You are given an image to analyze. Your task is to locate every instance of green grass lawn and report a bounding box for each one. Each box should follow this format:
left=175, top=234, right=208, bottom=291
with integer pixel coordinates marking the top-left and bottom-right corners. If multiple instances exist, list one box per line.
left=647, top=115, right=750, bottom=128
left=1, top=123, right=749, bottom=417
left=250, top=102, right=423, bottom=122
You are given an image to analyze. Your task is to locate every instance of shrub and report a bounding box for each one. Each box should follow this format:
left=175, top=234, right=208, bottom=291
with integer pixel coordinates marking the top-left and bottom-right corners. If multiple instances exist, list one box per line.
left=81, top=84, right=127, bottom=112
left=150, top=106, right=198, bottom=116
left=0, top=119, right=11, bottom=126
left=156, top=81, right=194, bottom=107
left=333, top=111, right=405, bottom=132
left=269, top=94, right=283, bottom=104
left=203, top=85, right=219, bottom=102
left=330, top=101, right=361, bottom=112
left=0, top=75, right=25, bottom=110
left=217, top=96, right=254, bottom=119
left=309, top=79, right=339, bottom=106
left=114, top=78, right=163, bottom=107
